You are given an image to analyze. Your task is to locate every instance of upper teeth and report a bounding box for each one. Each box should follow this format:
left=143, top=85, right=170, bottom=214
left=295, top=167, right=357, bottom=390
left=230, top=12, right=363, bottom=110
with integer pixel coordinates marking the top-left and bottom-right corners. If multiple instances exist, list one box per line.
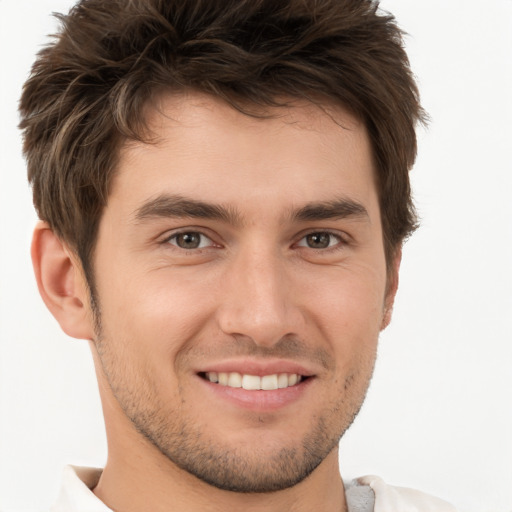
left=206, top=372, right=302, bottom=390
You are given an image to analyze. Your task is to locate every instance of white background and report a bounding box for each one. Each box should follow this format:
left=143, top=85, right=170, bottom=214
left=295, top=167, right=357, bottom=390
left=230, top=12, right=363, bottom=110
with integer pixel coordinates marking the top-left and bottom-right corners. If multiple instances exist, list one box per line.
left=1, top=1, right=511, bottom=511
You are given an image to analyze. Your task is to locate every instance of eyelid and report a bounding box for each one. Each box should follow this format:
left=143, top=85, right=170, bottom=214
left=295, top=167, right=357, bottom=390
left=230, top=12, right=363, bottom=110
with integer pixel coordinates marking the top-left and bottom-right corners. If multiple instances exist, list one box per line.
left=294, top=229, right=349, bottom=249
left=170, top=232, right=213, bottom=249
left=160, top=227, right=221, bottom=249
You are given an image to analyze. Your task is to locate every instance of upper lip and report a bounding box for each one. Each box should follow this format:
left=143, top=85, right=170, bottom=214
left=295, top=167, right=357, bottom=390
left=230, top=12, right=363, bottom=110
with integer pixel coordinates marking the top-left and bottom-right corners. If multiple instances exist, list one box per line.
left=195, top=358, right=317, bottom=377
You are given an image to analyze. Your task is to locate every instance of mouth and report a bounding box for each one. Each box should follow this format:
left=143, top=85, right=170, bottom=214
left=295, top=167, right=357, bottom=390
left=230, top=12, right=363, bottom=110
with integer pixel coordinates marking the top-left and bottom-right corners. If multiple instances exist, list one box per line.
left=195, top=360, right=316, bottom=411
left=199, top=372, right=307, bottom=391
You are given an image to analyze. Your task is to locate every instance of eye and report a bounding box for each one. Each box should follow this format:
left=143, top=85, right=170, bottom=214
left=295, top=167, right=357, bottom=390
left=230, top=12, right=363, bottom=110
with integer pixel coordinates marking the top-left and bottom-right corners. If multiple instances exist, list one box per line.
left=167, top=231, right=214, bottom=250
left=296, top=232, right=342, bottom=249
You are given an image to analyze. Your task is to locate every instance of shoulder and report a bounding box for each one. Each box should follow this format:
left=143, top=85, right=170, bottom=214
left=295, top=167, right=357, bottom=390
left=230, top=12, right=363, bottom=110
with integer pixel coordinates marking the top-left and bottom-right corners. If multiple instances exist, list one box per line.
left=346, top=475, right=458, bottom=512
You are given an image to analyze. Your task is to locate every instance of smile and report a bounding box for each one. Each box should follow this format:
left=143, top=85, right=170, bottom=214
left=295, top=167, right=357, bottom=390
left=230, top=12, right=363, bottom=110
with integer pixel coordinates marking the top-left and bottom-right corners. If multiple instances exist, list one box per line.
left=203, top=372, right=304, bottom=390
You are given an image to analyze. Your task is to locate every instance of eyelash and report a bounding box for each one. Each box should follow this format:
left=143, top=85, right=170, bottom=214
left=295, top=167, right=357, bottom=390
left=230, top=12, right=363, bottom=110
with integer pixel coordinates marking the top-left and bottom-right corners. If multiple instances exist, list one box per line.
left=295, top=230, right=348, bottom=252
left=163, top=231, right=217, bottom=251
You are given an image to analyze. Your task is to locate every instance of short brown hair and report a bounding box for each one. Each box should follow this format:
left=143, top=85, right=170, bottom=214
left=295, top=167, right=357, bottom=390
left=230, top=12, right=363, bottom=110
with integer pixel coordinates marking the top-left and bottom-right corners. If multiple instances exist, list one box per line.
left=19, top=0, right=425, bottom=281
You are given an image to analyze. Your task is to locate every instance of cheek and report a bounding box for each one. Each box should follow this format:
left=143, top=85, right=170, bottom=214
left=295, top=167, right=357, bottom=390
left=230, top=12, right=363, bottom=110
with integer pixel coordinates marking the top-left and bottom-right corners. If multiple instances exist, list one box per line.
left=306, top=268, right=386, bottom=338
left=98, top=269, right=218, bottom=359
left=303, top=268, right=385, bottom=387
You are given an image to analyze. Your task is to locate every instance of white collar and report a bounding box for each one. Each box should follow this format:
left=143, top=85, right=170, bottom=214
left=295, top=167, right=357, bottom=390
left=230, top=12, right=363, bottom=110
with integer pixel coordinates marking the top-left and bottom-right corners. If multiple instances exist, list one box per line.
left=50, top=466, right=111, bottom=512
left=50, top=466, right=457, bottom=512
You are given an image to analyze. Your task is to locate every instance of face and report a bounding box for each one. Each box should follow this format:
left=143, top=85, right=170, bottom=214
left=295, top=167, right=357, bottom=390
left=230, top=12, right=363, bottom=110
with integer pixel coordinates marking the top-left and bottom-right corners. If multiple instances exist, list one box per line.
left=90, top=93, right=396, bottom=492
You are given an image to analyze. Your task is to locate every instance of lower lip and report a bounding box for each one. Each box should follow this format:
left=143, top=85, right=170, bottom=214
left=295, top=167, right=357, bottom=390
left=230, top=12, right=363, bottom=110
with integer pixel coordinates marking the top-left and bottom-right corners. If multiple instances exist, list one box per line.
left=198, top=375, right=313, bottom=412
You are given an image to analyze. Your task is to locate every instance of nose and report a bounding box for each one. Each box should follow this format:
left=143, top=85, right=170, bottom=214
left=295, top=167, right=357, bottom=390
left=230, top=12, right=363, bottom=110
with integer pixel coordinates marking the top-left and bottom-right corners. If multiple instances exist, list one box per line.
left=216, top=244, right=304, bottom=347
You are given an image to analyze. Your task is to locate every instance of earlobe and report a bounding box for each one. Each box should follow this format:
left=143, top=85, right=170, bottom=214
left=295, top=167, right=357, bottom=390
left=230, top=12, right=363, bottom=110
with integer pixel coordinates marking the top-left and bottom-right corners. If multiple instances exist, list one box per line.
left=381, top=247, right=402, bottom=331
left=31, top=221, right=95, bottom=340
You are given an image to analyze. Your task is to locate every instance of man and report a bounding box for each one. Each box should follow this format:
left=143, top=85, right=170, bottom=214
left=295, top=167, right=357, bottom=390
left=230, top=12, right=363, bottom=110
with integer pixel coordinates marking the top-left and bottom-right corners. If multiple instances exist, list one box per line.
left=19, top=0, right=458, bottom=510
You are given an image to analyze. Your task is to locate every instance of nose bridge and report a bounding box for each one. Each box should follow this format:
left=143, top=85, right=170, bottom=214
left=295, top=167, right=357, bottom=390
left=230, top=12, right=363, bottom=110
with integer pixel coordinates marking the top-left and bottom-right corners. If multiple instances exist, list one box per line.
left=217, top=241, right=299, bottom=346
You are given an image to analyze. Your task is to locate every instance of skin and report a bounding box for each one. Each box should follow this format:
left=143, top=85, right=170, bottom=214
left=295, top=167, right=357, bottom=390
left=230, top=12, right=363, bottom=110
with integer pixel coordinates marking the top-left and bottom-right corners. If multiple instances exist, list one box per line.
left=32, top=92, right=400, bottom=512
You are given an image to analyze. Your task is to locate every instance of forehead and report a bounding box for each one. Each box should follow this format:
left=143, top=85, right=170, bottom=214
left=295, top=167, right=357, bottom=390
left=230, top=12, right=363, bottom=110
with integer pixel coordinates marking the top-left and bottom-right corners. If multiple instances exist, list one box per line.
left=139, top=91, right=368, bottom=157
left=111, top=91, right=377, bottom=219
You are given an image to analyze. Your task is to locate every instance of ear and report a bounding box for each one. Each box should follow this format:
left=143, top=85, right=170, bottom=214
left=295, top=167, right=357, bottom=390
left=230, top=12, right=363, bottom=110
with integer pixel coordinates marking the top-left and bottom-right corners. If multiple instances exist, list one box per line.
left=31, top=221, right=95, bottom=340
left=381, top=246, right=402, bottom=331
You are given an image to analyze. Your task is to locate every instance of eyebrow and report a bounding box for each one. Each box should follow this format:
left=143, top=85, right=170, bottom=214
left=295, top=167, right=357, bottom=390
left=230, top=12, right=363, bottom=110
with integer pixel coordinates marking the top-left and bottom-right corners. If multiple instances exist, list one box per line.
left=133, top=194, right=242, bottom=225
left=292, top=199, right=369, bottom=223
left=133, top=194, right=369, bottom=225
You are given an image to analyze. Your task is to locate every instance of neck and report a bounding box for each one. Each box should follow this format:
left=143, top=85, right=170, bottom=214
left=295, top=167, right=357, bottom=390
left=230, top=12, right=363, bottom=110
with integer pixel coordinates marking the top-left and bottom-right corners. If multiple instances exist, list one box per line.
left=94, top=442, right=347, bottom=512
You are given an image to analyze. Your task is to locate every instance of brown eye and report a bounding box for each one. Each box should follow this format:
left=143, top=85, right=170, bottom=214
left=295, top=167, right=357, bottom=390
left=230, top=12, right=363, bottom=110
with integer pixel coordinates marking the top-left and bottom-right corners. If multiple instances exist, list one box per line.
left=169, top=232, right=211, bottom=249
left=306, top=233, right=331, bottom=249
left=297, top=232, right=342, bottom=249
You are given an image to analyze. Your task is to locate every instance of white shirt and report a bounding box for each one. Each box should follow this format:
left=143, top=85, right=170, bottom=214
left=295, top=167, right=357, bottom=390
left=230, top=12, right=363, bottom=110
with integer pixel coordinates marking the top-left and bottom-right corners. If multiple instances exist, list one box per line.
left=50, top=466, right=458, bottom=512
